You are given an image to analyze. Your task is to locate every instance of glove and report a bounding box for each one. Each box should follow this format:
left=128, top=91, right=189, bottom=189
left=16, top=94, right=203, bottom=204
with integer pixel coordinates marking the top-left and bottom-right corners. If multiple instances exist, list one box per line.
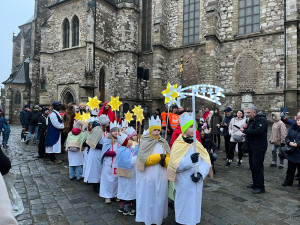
left=281, top=143, right=285, bottom=147
left=280, top=111, right=286, bottom=120
left=191, top=172, right=202, bottom=183
left=159, top=154, right=166, bottom=167
left=190, top=153, right=200, bottom=163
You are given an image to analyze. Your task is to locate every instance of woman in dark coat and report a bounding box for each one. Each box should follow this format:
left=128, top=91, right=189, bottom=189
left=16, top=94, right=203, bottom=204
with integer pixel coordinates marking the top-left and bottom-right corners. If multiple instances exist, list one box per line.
left=282, top=115, right=300, bottom=189
left=209, top=108, right=223, bottom=149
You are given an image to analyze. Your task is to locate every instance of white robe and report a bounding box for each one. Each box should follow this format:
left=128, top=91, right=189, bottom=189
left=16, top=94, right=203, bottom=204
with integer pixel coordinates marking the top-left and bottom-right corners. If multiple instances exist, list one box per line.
left=68, top=150, right=84, bottom=167
left=135, top=143, right=168, bottom=225
left=84, top=133, right=106, bottom=183
left=175, top=146, right=210, bottom=225
left=117, top=156, right=137, bottom=201
left=99, top=141, right=119, bottom=199
left=82, top=148, right=89, bottom=178
left=45, top=111, right=64, bottom=154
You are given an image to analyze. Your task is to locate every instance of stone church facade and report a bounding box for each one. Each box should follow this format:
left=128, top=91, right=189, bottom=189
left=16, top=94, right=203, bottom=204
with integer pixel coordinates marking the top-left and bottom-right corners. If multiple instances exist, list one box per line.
left=2, top=0, right=300, bottom=123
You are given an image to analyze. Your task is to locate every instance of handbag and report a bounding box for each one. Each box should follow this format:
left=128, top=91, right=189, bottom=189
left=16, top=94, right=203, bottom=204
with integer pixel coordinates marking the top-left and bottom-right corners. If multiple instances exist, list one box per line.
left=241, top=141, right=250, bottom=153
left=233, top=134, right=243, bottom=142
left=284, top=145, right=296, bottom=155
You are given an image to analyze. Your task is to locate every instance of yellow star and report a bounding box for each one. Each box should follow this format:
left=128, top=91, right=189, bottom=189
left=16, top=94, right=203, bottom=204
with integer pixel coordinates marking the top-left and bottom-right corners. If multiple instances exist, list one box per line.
left=74, top=112, right=82, bottom=121
left=125, top=111, right=133, bottom=123
left=108, top=96, right=122, bottom=111
left=132, top=105, right=142, bottom=115
left=164, top=97, right=170, bottom=104
left=81, top=112, right=91, bottom=122
left=136, top=109, right=144, bottom=122
left=170, top=90, right=179, bottom=100
left=87, top=96, right=101, bottom=110
left=161, top=82, right=171, bottom=95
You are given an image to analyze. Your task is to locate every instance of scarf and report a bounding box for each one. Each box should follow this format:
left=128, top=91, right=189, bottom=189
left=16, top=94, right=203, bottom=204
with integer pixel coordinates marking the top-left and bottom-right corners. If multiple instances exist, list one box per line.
left=86, top=126, right=103, bottom=149
left=136, top=134, right=170, bottom=171
left=167, top=134, right=212, bottom=182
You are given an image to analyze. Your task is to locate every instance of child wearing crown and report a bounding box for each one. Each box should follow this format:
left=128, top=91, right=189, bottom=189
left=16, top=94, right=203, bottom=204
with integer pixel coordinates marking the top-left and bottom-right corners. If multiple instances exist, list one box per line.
left=135, top=116, right=170, bottom=225
left=167, top=112, right=212, bottom=225
left=99, top=121, right=120, bottom=204
left=115, top=132, right=138, bottom=216
left=84, top=115, right=110, bottom=193
left=126, top=126, right=138, bottom=148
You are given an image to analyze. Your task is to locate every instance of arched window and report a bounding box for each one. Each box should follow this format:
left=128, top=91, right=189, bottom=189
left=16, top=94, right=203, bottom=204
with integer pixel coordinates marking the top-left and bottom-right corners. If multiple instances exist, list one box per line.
left=63, top=19, right=70, bottom=48
left=142, top=0, right=152, bottom=51
left=15, top=91, right=21, bottom=104
left=99, top=68, right=105, bottom=102
left=72, top=16, right=79, bottom=46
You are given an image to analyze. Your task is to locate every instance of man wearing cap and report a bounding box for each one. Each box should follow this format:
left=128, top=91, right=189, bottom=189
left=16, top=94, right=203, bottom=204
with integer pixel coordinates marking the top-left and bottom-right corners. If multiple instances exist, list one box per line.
left=26, top=105, right=41, bottom=144
left=45, top=101, right=64, bottom=164
left=19, top=104, right=30, bottom=142
left=37, top=107, right=50, bottom=158
left=222, top=107, right=234, bottom=163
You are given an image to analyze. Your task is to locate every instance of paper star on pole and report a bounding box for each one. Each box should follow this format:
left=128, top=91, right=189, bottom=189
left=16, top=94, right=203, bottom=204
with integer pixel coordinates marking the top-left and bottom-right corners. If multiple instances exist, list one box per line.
left=132, top=105, right=142, bottom=115
left=74, top=112, right=82, bottom=121
left=81, top=112, right=91, bottom=122
left=173, top=86, right=186, bottom=107
left=125, top=111, right=133, bottom=123
left=164, top=83, right=179, bottom=106
left=136, top=109, right=144, bottom=122
left=87, top=96, right=102, bottom=110
left=108, top=96, right=122, bottom=111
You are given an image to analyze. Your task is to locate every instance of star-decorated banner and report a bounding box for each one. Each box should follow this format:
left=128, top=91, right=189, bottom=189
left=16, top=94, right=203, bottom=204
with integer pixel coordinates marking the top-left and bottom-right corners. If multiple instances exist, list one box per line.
left=108, top=96, right=122, bottom=111
left=87, top=96, right=101, bottom=110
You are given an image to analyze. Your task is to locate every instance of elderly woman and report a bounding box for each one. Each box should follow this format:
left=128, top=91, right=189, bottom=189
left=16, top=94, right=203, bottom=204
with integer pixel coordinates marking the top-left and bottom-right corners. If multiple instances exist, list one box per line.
left=282, top=115, right=300, bottom=189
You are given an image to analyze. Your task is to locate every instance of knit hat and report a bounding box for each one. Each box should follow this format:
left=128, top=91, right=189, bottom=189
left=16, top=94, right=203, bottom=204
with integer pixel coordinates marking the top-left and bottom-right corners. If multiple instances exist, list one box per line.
left=179, top=112, right=194, bottom=134
left=23, top=104, right=29, bottom=109
left=42, top=107, right=50, bottom=112
left=116, top=133, right=130, bottom=147
left=148, top=116, right=161, bottom=133
left=34, top=105, right=40, bottom=110
left=126, top=126, right=137, bottom=138
left=52, top=101, right=61, bottom=107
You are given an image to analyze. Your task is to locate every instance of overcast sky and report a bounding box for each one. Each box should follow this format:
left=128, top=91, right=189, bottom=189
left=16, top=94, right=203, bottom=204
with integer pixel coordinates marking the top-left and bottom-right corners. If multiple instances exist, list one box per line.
left=0, top=0, right=35, bottom=88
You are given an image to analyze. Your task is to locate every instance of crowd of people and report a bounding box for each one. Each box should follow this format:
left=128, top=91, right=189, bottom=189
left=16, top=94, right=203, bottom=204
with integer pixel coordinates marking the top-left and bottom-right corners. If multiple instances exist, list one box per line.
left=0, top=101, right=300, bottom=225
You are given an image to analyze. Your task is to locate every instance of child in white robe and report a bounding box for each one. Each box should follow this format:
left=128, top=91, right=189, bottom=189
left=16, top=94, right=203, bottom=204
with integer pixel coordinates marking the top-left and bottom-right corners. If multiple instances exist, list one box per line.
left=116, top=133, right=138, bottom=216
left=135, top=116, right=170, bottom=225
left=99, top=122, right=120, bottom=203
left=167, top=112, right=212, bottom=225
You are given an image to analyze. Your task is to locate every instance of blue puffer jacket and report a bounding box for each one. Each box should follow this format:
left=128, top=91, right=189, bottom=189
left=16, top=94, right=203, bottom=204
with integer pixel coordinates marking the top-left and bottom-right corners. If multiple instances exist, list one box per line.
left=19, top=109, right=29, bottom=126
left=0, top=115, right=3, bottom=131
left=285, top=123, right=300, bottom=164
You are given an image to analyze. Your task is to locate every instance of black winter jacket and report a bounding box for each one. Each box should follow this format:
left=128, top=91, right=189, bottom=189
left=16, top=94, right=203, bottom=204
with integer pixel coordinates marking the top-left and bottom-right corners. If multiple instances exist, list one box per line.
left=0, top=147, right=11, bottom=175
left=38, top=114, right=47, bottom=132
left=285, top=123, right=300, bottom=164
left=19, top=109, right=29, bottom=126
left=243, top=112, right=268, bottom=151
left=28, top=110, right=41, bottom=126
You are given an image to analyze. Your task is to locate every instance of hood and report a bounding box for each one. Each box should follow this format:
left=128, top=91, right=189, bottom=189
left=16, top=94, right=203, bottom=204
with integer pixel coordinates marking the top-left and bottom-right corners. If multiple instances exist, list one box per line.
left=72, top=128, right=82, bottom=135
left=271, top=112, right=281, bottom=122
left=257, top=112, right=266, bottom=117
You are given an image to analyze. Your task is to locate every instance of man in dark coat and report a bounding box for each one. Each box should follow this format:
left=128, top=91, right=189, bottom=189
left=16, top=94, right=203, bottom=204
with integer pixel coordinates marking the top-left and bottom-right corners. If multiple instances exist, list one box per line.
left=222, top=107, right=234, bottom=162
left=19, top=104, right=30, bottom=142
left=26, top=105, right=41, bottom=144
left=241, top=105, right=268, bottom=194
left=37, top=107, right=50, bottom=158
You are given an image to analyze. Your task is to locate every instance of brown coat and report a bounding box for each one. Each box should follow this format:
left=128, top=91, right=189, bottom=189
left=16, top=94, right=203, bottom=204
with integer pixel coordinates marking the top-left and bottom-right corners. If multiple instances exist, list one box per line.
left=62, top=105, right=75, bottom=135
left=269, top=112, right=287, bottom=146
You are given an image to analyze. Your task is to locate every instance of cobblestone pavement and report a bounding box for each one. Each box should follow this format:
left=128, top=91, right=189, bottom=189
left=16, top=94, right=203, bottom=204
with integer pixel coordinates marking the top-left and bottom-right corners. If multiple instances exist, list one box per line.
left=3, top=125, right=300, bottom=225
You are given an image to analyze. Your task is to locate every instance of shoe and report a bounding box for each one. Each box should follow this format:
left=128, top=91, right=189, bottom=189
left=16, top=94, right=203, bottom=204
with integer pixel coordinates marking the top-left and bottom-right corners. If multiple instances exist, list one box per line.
left=278, top=165, right=284, bottom=169
left=123, top=204, right=135, bottom=216
left=70, top=177, right=75, bottom=180
left=243, top=153, right=248, bottom=157
left=77, top=177, right=83, bottom=181
left=282, top=181, right=293, bottom=186
left=246, top=183, right=256, bottom=189
left=225, top=160, right=231, bottom=167
left=236, top=161, right=241, bottom=168
left=118, top=202, right=125, bottom=213
left=105, top=198, right=111, bottom=204
left=252, top=188, right=265, bottom=194
left=270, top=164, right=277, bottom=167
left=26, top=140, right=29, bottom=145
left=50, top=159, right=62, bottom=164
left=21, top=139, right=25, bottom=143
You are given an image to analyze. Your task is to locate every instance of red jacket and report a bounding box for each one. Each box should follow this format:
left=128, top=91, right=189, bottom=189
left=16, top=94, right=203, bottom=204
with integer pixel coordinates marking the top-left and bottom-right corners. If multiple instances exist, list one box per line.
left=170, top=125, right=201, bottom=149
left=202, top=111, right=209, bottom=121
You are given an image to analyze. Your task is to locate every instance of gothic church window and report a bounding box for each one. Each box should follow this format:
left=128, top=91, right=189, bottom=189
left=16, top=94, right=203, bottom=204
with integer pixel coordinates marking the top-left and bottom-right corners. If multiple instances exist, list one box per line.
left=183, top=0, right=200, bottom=45
left=63, top=19, right=70, bottom=48
left=72, top=16, right=79, bottom=46
left=238, top=0, right=260, bottom=35
left=142, top=0, right=152, bottom=52
left=15, top=91, right=21, bottom=104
